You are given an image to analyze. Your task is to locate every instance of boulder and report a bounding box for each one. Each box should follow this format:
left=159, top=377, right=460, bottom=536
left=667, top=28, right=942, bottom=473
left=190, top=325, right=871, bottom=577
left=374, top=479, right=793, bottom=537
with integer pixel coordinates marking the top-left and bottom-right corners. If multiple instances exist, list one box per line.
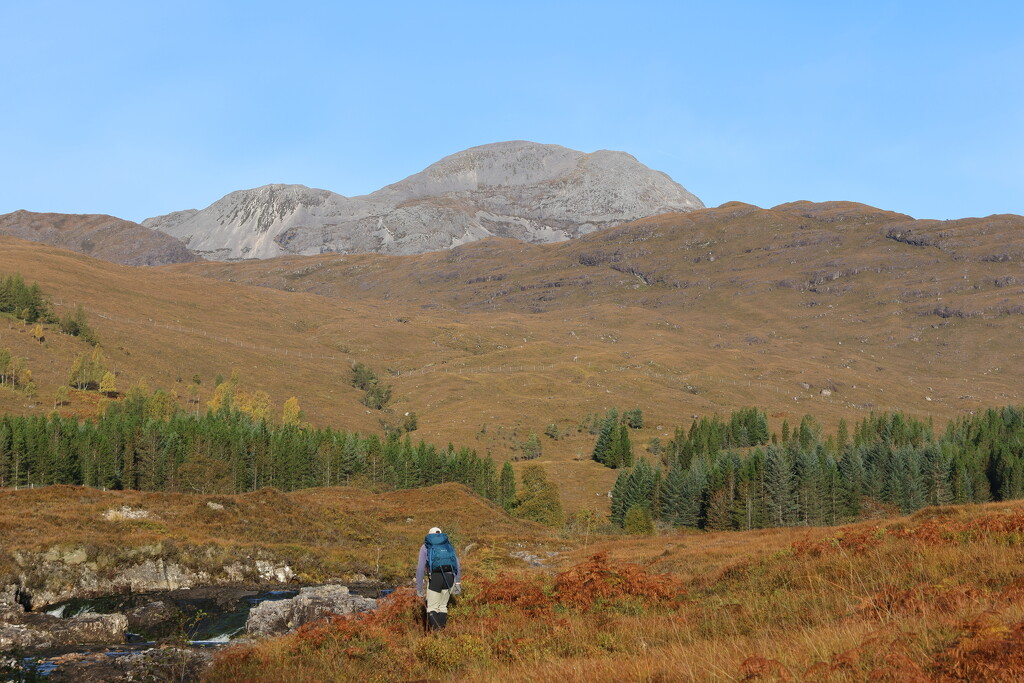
left=0, top=611, right=127, bottom=652
left=0, top=623, right=48, bottom=650
left=0, top=603, right=25, bottom=624
left=0, top=584, right=19, bottom=606
left=46, top=613, right=128, bottom=647
left=126, top=601, right=181, bottom=634
left=246, top=585, right=376, bottom=637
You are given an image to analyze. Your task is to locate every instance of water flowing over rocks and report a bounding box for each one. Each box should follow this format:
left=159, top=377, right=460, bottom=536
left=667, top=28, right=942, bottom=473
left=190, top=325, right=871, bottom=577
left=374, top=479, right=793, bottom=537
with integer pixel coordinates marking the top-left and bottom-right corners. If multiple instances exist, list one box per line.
left=245, top=584, right=377, bottom=636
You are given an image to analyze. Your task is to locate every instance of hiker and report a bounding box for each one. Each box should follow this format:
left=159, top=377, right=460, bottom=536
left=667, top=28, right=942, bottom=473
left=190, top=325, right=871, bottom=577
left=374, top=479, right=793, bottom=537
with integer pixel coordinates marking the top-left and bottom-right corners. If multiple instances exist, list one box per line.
left=415, top=526, right=461, bottom=630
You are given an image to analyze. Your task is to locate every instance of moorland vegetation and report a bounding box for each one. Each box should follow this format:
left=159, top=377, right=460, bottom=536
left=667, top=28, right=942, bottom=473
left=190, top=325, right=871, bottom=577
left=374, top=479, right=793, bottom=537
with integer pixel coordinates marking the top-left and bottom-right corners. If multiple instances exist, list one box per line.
left=0, top=198, right=1023, bottom=679
left=204, top=500, right=1024, bottom=681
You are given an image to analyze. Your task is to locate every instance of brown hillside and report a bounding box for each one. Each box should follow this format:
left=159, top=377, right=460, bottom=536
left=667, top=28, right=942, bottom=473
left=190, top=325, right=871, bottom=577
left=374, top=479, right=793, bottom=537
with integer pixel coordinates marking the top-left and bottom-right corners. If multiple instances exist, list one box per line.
left=0, top=483, right=552, bottom=590
left=0, top=210, right=198, bottom=266
left=206, top=498, right=1024, bottom=682
left=1, top=199, right=1023, bottom=511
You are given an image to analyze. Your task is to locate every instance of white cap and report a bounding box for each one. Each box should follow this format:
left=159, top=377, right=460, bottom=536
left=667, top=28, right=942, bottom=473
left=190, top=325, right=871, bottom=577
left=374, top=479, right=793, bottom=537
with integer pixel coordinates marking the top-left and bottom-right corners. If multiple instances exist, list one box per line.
left=428, top=527, right=442, bottom=534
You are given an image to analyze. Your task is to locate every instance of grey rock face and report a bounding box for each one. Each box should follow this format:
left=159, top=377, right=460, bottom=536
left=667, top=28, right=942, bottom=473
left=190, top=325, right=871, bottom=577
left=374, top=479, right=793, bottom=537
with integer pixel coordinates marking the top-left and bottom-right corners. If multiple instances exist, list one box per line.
left=125, top=601, right=181, bottom=633
left=0, top=585, right=18, bottom=608
left=16, top=558, right=207, bottom=610
left=0, top=612, right=128, bottom=651
left=13, top=546, right=297, bottom=610
left=245, top=585, right=376, bottom=637
left=0, top=604, right=25, bottom=624
left=144, top=141, right=703, bottom=260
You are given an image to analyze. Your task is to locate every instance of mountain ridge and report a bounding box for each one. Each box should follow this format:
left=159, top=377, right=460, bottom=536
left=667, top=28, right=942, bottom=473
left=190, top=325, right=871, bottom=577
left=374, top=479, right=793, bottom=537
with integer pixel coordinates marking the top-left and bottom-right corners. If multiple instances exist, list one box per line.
left=0, top=210, right=199, bottom=266
left=142, top=141, right=704, bottom=260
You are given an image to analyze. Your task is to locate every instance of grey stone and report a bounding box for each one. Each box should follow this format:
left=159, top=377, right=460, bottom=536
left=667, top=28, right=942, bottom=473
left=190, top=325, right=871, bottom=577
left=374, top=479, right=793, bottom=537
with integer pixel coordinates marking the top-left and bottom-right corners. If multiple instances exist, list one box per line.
left=0, top=623, right=48, bottom=650
left=0, top=584, right=18, bottom=607
left=245, top=585, right=376, bottom=637
left=0, top=612, right=127, bottom=652
left=144, top=141, right=703, bottom=260
left=126, top=601, right=180, bottom=633
left=0, top=604, right=25, bottom=624
left=46, top=613, right=128, bottom=647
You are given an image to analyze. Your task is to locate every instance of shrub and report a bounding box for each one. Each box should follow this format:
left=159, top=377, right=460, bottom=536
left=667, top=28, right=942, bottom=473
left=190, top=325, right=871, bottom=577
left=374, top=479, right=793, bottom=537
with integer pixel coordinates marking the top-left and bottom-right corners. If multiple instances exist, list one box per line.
left=624, top=505, right=655, bottom=534
left=415, top=634, right=490, bottom=672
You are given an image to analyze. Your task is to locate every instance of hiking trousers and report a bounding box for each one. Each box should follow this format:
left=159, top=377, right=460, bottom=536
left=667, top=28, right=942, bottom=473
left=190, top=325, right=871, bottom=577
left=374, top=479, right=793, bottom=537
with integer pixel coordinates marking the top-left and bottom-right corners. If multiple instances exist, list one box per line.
left=426, top=587, right=451, bottom=614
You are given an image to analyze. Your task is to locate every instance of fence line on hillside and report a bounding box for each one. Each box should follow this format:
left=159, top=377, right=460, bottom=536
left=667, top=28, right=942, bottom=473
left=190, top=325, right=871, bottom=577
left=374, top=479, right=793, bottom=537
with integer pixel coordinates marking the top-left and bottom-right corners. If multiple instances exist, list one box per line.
left=40, top=299, right=921, bottom=412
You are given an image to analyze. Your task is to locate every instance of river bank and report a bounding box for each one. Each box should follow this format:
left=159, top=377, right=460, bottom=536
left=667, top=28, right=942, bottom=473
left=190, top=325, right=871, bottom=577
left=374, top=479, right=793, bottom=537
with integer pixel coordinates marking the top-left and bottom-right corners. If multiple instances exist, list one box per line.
left=2, top=582, right=386, bottom=680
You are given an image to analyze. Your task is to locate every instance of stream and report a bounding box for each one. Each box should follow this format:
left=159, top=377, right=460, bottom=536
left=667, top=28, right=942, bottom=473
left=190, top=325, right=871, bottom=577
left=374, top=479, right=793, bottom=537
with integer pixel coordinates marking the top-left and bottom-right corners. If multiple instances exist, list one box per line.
left=17, top=583, right=391, bottom=679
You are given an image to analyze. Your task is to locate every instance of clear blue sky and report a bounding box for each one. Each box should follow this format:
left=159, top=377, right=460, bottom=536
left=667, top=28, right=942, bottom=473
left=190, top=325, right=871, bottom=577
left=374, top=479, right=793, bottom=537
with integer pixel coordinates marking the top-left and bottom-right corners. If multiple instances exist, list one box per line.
left=2, top=1, right=1022, bottom=222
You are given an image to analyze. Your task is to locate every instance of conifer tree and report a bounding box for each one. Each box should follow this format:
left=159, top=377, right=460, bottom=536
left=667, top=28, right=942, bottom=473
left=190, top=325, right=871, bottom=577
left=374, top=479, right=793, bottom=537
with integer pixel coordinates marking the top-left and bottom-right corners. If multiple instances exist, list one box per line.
left=591, top=410, right=618, bottom=465
left=764, top=445, right=795, bottom=527
left=614, top=424, right=634, bottom=468
left=676, top=459, right=707, bottom=528
left=610, top=470, right=629, bottom=525
left=839, top=447, right=865, bottom=518
left=793, top=449, right=824, bottom=525
left=837, top=418, right=849, bottom=452
left=659, top=461, right=685, bottom=523
left=498, top=461, right=516, bottom=510
left=899, top=445, right=926, bottom=512
left=704, top=481, right=734, bottom=531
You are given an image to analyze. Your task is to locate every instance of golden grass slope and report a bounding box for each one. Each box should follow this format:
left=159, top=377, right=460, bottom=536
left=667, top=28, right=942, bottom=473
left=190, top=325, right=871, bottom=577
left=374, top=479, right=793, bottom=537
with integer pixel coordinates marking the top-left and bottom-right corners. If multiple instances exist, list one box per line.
left=1, top=200, right=1022, bottom=511
left=204, top=498, right=1024, bottom=682
left=0, top=483, right=552, bottom=590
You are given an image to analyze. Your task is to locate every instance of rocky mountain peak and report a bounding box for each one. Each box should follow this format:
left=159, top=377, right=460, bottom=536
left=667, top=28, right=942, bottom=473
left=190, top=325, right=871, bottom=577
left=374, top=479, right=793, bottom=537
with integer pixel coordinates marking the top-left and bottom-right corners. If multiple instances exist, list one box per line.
left=144, top=141, right=703, bottom=260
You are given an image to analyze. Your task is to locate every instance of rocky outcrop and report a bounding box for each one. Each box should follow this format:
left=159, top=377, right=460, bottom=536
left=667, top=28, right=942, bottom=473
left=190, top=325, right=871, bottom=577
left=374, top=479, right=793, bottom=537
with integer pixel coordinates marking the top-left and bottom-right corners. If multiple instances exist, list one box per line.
left=245, top=585, right=376, bottom=637
left=14, top=557, right=208, bottom=610
left=0, top=612, right=127, bottom=651
left=125, top=600, right=181, bottom=634
left=11, top=546, right=296, bottom=610
left=24, top=646, right=213, bottom=682
left=0, top=603, right=25, bottom=624
left=143, top=141, right=704, bottom=259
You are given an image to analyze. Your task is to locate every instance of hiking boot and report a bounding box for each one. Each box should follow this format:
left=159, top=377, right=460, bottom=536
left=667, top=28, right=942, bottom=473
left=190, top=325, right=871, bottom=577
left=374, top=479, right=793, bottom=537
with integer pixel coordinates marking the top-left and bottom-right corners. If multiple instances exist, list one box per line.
left=427, top=611, right=444, bottom=630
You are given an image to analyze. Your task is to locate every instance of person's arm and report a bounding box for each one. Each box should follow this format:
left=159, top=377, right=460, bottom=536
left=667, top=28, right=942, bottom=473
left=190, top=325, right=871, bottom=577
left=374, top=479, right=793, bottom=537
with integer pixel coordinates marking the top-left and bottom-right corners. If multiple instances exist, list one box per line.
left=450, top=552, right=462, bottom=594
left=415, top=545, right=427, bottom=593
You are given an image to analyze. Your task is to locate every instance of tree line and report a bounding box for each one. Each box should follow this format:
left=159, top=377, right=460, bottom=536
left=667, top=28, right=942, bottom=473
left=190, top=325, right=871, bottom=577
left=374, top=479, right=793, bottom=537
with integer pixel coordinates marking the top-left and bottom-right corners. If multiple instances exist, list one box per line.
left=0, top=388, right=572, bottom=527
left=611, top=406, right=1024, bottom=531
left=0, top=395, right=502, bottom=501
left=1, top=272, right=97, bottom=343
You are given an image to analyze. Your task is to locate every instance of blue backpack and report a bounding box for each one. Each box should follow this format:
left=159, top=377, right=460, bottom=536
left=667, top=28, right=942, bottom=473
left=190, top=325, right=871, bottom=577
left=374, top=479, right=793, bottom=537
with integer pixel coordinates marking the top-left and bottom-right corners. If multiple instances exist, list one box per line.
left=425, top=532, right=458, bottom=572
